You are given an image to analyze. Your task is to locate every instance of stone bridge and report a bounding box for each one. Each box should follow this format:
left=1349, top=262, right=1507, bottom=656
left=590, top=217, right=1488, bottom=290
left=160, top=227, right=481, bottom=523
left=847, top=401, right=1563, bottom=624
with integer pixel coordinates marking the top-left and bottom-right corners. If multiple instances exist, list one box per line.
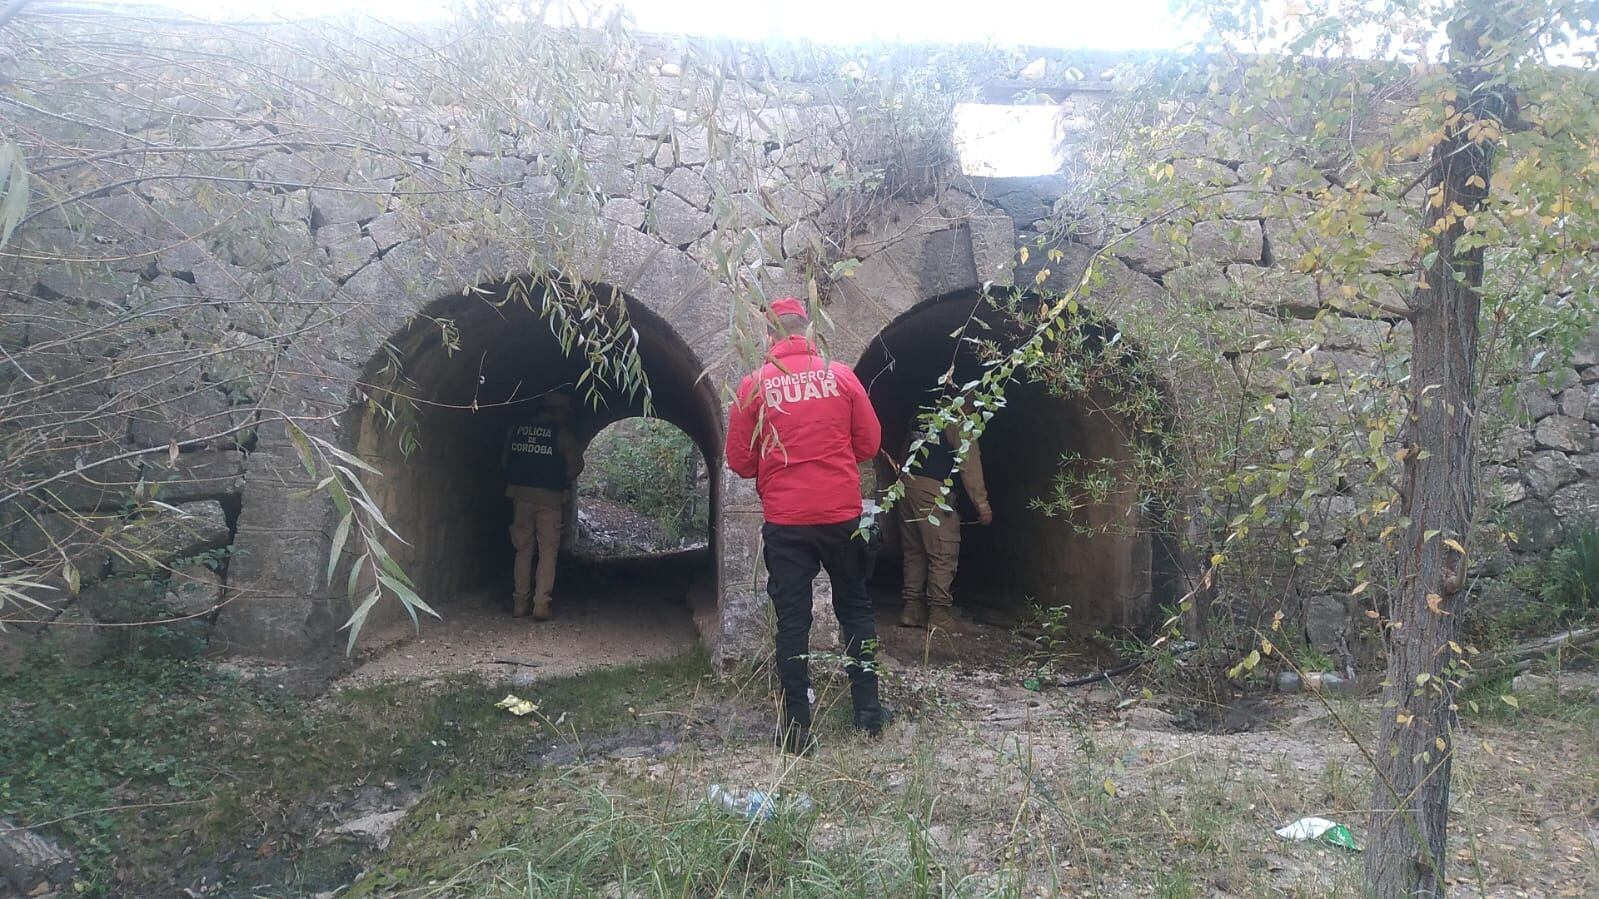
left=3, top=12, right=1592, bottom=671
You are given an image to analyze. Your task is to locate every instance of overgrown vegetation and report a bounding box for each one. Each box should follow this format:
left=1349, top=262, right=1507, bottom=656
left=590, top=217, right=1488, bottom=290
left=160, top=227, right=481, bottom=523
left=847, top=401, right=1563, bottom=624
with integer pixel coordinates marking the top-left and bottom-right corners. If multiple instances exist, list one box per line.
left=5, top=648, right=1598, bottom=896
left=1542, top=525, right=1599, bottom=622
left=579, top=418, right=708, bottom=545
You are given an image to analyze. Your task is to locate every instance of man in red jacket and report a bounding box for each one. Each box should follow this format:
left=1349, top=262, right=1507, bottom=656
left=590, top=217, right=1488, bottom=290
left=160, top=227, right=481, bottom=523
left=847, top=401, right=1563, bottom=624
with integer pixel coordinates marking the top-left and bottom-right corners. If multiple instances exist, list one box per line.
left=726, top=297, right=887, bottom=754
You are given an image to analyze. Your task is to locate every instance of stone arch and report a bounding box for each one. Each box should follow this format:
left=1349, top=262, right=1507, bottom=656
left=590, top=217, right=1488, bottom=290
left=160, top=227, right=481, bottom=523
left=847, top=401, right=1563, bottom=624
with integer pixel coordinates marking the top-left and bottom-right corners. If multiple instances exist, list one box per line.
left=346, top=274, right=724, bottom=643
left=852, top=285, right=1188, bottom=636
left=215, top=220, right=743, bottom=659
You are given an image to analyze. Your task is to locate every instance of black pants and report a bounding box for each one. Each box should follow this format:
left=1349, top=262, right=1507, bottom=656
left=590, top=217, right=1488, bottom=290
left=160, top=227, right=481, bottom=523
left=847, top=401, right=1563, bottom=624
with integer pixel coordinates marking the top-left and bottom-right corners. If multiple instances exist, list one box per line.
left=762, top=518, right=881, bottom=729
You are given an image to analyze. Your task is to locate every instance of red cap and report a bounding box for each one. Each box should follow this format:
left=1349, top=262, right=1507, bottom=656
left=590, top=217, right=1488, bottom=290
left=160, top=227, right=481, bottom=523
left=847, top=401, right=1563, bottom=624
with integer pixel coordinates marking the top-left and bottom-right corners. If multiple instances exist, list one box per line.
left=768, top=297, right=809, bottom=320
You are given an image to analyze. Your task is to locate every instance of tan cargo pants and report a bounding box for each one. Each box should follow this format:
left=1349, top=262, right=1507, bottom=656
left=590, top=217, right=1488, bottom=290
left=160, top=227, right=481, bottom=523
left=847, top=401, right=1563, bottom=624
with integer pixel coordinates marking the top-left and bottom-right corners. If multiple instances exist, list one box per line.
left=508, top=487, right=564, bottom=604
left=900, top=474, right=960, bottom=608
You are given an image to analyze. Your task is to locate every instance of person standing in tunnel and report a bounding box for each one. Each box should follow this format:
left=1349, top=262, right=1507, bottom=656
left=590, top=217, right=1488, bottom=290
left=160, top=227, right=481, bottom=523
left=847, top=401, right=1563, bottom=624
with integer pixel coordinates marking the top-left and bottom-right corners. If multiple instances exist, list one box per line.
left=897, top=393, right=992, bottom=631
left=726, top=296, right=888, bottom=755
left=503, top=390, right=583, bottom=621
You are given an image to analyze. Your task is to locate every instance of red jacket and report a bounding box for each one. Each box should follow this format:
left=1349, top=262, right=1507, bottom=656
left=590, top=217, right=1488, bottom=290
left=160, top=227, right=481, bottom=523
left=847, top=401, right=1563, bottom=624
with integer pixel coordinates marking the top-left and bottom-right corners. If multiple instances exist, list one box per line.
left=726, top=336, right=881, bottom=525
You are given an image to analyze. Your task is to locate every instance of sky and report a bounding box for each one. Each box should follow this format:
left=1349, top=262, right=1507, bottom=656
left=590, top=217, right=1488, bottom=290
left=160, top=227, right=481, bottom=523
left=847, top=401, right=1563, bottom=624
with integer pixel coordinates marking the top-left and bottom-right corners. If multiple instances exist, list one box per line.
left=133, top=0, right=1201, bottom=51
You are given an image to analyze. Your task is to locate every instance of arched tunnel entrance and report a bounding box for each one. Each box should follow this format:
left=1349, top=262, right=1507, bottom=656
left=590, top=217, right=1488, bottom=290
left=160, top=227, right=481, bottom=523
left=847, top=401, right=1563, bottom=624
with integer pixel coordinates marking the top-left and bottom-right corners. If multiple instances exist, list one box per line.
left=854, top=290, right=1180, bottom=641
left=348, top=279, right=719, bottom=674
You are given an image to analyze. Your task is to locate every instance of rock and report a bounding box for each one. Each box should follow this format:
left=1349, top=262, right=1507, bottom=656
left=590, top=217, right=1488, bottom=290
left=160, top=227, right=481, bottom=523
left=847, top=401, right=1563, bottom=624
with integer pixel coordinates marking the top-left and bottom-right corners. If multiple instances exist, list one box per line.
left=111, top=500, right=231, bottom=572
left=80, top=576, right=166, bottom=623
left=1512, top=672, right=1554, bottom=694
left=165, top=565, right=224, bottom=617
left=1570, top=453, right=1599, bottom=480
left=1189, top=219, right=1263, bottom=265
left=1517, top=381, right=1558, bottom=421
left=1304, top=593, right=1350, bottom=654
left=809, top=575, right=840, bottom=652
left=1488, top=427, right=1535, bottom=464
left=1503, top=499, right=1564, bottom=551
left=335, top=809, right=410, bottom=850
left=646, top=191, right=712, bottom=246
left=1551, top=480, right=1599, bottom=521
left=315, top=221, right=379, bottom=282
left=309, top=183, right=390, bottom=226
left=1523, top=450, right=1579, bottom=500
left=126, top=387, right=235, bottom=451
left=1482, top=464, right=1527, bottom=504
left=660, top=167, right=712, bottom=209
left=1560, top=385, right=1592, bottom=420
left=0, top=817, right=75, bottom=895
left=600, top=198, right=647, bottom=229
left=1535, top=415, right=1592, bottom=453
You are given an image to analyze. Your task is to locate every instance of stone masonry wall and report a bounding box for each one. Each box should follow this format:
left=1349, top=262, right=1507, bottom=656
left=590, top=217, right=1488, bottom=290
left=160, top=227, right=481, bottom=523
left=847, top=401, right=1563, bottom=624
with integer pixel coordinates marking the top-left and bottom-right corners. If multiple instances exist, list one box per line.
left=0, top=14, right=1589, bottom=671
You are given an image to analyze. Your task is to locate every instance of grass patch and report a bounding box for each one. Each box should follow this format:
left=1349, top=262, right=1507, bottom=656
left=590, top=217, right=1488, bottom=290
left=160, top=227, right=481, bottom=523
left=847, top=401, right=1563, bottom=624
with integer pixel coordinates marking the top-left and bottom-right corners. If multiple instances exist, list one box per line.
left=0, top=648, right=714, bottom=897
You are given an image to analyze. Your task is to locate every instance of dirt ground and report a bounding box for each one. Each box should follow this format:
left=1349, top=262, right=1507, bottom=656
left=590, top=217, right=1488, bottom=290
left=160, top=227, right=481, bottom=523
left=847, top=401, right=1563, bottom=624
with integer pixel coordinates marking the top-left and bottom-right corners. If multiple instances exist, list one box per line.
left=343, top=561, right=701, bottom=688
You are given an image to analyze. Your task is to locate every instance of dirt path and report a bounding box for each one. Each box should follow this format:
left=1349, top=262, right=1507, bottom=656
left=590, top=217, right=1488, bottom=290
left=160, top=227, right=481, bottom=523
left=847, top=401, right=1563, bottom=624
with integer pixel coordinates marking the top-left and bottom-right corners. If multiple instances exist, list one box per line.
left=341, top=570, right=700, bottom=688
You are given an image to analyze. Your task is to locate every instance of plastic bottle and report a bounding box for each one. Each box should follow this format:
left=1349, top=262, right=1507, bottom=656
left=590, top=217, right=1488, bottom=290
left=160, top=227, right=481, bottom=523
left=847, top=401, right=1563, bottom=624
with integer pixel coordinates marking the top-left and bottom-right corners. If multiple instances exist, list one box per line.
left=706, top=785, right=813, bottom=820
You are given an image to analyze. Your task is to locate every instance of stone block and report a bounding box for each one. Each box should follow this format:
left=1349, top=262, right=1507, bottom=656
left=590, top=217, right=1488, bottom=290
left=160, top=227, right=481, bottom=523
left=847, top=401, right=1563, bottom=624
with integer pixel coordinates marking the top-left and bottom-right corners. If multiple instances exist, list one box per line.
left=111, top=500, right=231, bottom=572
left=1551, top=480, right=1599, bottom=521
left=809, top=576, right=840, bottom=652
left=960, top=175, right=1066, bottom=227
left=1488, top=426, right=1535, bottom=464
left=126, top=387, right=235, bottom=451
left=81, top=576, right=166, bottom=624
left=1524, top=450, right=1579, bottom=500
left=1535, top=415, right=1592, bottom=453
left=7, top=512, right=116, bottom=580
left=601, top=197, right=647, bottom=229
left=1482, top=465, right=1526, bottom=505
left=315, top=221, right=380, bottom=283
left=1304, top=593, right=1351, bottom=654
left=466, top=155, right=527, bottom=186
left=966, top=214, right=1018, bottom=288
left=1189, top=219, right=1263, bottom=265
left=1560, top=385, right=1592, bottom=420
left=1226, top=264, right=1320, bottom=315
left=364, top=212, right=413, bottom=252
left=36, top=267, right=143, bottom=308
left=310, top=184, right=391, bottom=226
left=647, top=191, right=713, bottom=247
left=662, top=127, right=710, bottom=167
left=166, top=565, right=224, bottom=617
left=1517, top=381, right=1559, bottom=421
left=1503, top=498, right=1564, bottom=551
left=661, top=167, right=712, bottom=208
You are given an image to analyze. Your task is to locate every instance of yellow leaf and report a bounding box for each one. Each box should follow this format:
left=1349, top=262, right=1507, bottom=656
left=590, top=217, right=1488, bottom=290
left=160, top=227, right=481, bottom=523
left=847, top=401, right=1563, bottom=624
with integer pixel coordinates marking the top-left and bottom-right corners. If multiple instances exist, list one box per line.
left=1261, top=638, right=1275, bottom=657
left=1018, top=246, right=1029, bottom=265
left=1465, top=175, right=1486, bottom=189
left=1351, top=581, right=1370, bottom=596
left=1396, top=710, right=1414, bottom=724
left=1426, top=593, right=1448, bottom=615
left=1103, top=777, right=1119, bottom=797
left=1443, top=538, right=1466, bottom=554
left=494, top=693, right=540, bottom=717
left=1500, top=694, right=1519, bottom=709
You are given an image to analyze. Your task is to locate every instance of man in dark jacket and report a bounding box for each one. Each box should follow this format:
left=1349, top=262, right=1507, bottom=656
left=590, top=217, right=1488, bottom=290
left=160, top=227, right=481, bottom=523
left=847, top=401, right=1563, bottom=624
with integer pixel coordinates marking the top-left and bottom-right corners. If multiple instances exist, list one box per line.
left=726, top=297, right=887, bottom=754
left=503, top=391, right=583, bottom=620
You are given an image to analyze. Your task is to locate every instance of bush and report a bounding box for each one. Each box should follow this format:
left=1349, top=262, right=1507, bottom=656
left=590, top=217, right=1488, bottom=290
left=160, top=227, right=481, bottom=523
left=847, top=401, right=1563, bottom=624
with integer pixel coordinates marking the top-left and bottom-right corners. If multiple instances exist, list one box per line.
left=580, top=419, right=707, bottom=543
left=1540, top=526, right=1599, bottom=623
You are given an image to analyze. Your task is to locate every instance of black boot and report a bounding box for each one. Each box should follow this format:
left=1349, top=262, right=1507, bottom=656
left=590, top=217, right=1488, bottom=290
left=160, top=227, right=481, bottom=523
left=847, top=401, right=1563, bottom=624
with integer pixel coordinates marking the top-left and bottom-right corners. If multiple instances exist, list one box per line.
left=853, top=704, right=893, bottom=737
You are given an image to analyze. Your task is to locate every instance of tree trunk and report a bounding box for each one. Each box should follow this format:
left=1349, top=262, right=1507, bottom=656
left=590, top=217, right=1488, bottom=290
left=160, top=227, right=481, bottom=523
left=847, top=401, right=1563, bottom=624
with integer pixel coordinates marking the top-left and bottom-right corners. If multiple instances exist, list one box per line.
left=1365, top=9, right=1510, bottom=896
